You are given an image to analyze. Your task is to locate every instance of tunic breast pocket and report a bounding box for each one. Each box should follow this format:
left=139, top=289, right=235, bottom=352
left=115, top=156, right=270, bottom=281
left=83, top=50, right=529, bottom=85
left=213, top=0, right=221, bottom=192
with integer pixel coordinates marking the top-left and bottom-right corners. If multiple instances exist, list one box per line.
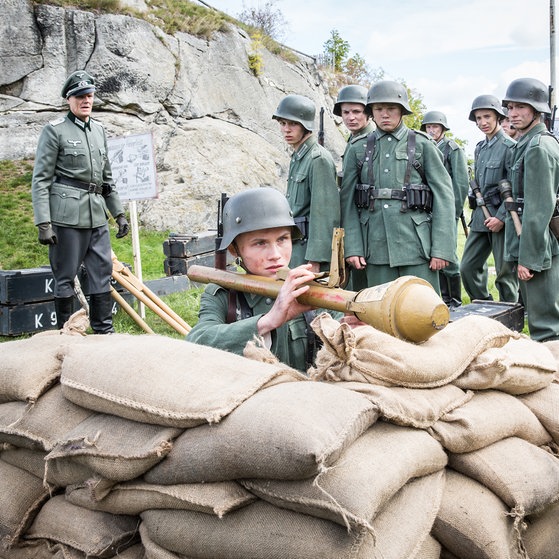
left=287, top=318, right=309, bottom=367
left=289, top=173, right=309, bottom=207
left=484, top=159, right=503, bottom=186
left=62, top=147, right=88, bottom=173
left=50, top=186, right=80, bottom=226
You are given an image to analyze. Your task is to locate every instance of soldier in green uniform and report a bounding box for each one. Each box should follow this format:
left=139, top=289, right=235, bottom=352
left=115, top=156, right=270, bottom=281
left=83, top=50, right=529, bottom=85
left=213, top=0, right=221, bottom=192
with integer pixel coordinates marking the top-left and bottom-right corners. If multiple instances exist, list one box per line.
left=31, top=70, right=129, bottom=333
left=272, top=94, right=340, bottom=272
left=502, top=78, right=559, bottom=341
left=341, top=81, right=456, bottom=291
left=460, top=95, right=518, bottom=303
left=335, top=84, right=375, bottom=291
left=187, top=187, right=341, bottom=372
left=420, top=111, right=469, bottom=307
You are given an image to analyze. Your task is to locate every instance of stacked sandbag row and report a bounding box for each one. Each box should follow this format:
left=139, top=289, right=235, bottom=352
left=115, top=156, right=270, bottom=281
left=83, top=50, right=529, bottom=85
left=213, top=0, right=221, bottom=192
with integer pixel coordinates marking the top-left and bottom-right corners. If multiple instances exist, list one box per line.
left=311, top=313, right=559, bottom=559
left=0, top=313, right=558, bottom=559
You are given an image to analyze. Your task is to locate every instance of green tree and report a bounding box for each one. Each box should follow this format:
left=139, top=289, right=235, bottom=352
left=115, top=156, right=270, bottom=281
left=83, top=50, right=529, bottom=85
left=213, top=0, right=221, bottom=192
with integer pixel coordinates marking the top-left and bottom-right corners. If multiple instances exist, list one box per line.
left=401, top=81, right=427, bottom=130
left=323, top=29, right=350, bottom=72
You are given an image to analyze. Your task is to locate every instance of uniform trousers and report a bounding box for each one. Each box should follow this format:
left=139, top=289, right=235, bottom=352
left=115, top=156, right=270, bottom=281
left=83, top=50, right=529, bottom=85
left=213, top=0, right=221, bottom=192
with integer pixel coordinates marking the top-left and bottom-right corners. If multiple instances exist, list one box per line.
left=49, top=224, right=112, bottom=298
left=460, top=229, right=518, bottom=302
left=365, top=262, right=439, bottom=292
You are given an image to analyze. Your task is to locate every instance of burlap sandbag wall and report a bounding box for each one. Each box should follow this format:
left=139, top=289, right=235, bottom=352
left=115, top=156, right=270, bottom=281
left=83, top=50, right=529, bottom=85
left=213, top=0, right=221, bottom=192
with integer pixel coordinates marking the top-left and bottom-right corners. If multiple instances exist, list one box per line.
left=0, top=313, right=558, bottom=559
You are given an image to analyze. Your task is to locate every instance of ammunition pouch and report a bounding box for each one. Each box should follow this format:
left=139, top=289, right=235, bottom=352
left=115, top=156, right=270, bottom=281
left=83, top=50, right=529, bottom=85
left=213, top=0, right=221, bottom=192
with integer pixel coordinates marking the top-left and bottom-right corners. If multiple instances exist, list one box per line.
left=468, top=192, right=477, bottom=210
left=293, top=216, right=309, bottom=240
left=550, top=199, right=559, bottom=239
left=354, top=183, right=371, bottom=209
left=485, top=187, right=502, bottom=208
left=403, top=184, right=433, bottom=213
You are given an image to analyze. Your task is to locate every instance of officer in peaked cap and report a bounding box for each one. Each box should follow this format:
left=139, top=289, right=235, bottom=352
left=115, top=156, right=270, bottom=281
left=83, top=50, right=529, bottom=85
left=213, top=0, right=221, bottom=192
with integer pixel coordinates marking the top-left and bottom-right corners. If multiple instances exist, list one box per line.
left=31, top=69, right=129, bottom=334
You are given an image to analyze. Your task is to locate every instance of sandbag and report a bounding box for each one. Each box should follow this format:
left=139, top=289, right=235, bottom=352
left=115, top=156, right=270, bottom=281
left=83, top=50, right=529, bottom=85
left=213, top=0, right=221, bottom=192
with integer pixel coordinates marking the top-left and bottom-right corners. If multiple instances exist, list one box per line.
left=65, top=478, right=256, bottom=517
left=1, top=447, right=48, bottom=480
left=0, top=334, right=84, bottom=403
left=543, top=340, right=559, bottom=378
left=139, top=522, right=193, bottom=559
left=454, top=336, right=557, bottom=395
left=240, top=421, right=447, bottom=530
left=144, top=381, right=378, bottom=484
left=23, top=495, right=139, bottom=558
left=449, top=437, right=559, bottom=517
left=0, top=401, right=28, bottom=449
left=310, top=313, right=515, bottom=388
left=428, top=390, right=552, bottom=453
left=45, top=413, right=181, bottom=486
left=523, top=501, right=559, bottom=559
left=60, top=334, right=305, bottom=428
left=331, top=382, right=472, bottom=428
left=518, top=382, right=559, bottom=444
left=141, top=471, right=444, bottom=559
left=0, top=385, right=93, bottom=452
left=432, top=469, right=526, bottom=559
left=0, top=459, right=50, bottom=549
left=416, top=535, right=442, bottom=559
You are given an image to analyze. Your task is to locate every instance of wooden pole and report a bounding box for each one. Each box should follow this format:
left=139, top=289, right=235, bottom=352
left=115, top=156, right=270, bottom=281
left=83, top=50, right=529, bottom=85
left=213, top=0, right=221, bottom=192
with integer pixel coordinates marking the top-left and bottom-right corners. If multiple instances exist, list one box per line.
left=110, top=287, right=154, bottom=334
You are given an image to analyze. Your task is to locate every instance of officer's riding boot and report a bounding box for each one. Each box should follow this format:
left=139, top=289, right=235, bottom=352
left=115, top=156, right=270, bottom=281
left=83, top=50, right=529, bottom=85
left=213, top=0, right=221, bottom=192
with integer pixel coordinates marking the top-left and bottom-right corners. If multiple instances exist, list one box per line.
left=54, top=296, right=76, bottom=329
left=89, top=292, right=115, bottom=334
left=439, top=272, right=452, bottom=306
left=449, top=275, right=463, bottom=308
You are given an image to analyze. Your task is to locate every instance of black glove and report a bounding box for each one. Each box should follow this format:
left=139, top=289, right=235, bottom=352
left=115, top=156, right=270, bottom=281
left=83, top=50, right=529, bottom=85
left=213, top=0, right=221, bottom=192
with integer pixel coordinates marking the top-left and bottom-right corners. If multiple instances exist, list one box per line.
left=37, top=222, right=57, bottom=245
left=115, top=214, right=130, bottom=238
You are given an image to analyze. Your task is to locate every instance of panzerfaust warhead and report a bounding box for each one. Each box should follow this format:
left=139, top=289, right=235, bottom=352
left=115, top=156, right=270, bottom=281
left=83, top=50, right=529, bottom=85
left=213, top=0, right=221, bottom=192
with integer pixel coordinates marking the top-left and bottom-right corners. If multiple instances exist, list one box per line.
left=187, top=265, right=450, bottom=343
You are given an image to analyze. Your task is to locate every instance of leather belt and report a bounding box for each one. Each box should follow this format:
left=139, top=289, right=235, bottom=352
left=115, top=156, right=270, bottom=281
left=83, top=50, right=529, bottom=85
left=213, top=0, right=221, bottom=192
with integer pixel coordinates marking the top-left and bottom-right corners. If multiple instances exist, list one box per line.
left=370, top=188, right=406, bottom=200
left=55, top=175, right=103, bottom=195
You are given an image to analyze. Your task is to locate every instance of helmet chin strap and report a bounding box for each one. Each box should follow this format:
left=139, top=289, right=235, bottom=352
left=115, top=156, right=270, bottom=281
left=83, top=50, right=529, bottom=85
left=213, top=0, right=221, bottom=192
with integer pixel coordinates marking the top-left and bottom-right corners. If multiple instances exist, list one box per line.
left=516, top=112, right=540, bottom=132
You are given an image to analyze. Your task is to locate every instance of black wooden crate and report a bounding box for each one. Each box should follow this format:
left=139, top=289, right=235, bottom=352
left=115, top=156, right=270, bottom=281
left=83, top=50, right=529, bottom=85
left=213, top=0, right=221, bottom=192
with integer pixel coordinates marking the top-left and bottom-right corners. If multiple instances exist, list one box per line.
left=449, top=300, right=525, bottom=332
left=0, top=267, right=57, bottom=304
left=163, top=232, right=218, bottom=258
left=0, top=292, right=135, bottom=337
left=164, top=253, right=217, bottom=276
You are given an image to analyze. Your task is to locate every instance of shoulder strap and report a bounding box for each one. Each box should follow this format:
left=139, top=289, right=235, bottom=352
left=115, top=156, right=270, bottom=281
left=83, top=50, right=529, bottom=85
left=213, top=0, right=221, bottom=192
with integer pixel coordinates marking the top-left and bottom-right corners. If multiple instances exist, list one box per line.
left=357, top=132, right=377, bottom=185
left=226, top=290, right=252, bottom=324
left=405, top=130, right=427, bottom=185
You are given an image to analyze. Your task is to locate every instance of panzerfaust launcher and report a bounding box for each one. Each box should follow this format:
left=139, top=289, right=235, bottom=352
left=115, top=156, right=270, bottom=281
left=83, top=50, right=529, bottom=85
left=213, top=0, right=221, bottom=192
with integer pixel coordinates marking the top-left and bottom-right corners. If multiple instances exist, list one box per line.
left=187, top=265, right=450, bottom=343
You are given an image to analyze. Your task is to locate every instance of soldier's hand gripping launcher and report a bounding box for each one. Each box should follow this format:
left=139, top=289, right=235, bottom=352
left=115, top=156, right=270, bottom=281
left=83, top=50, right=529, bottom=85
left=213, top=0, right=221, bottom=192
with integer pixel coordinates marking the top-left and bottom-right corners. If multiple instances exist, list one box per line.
left=187, top=265, right=450, bottom=343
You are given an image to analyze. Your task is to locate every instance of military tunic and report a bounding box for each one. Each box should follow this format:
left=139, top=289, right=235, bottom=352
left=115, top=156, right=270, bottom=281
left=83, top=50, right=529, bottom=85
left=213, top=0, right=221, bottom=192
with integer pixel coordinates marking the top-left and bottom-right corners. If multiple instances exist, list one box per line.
left=437, top=136, right=469, bottom=283
left=504, top=122, right=559, bottom=341
left=285, top=135, right=340, bottom=269
left=31, top=112, right=125, bottom=297
left=460, top=129, right=518, bottom=302
left=340, top=122, right=376, bottom=291
left=341, top=122, right=456, bottom=290
left=187, top=284, right=338, bottom=373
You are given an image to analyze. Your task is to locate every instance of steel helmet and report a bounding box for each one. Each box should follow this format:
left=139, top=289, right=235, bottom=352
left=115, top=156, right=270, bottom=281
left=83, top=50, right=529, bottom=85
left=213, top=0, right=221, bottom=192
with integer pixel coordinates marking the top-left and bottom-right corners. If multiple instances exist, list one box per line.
left=366, top=80, right=412, bottom=115
left=333, top=85, right=368, bottom=116
left=468, top=94, right=507, bottom=122
left=502, top=78, right=551, bottom=114
left=420, top=111, right=449, bottom=132
left=272, top=94, right=316, bottom=131
left=219, top=187, right=302, bottom=250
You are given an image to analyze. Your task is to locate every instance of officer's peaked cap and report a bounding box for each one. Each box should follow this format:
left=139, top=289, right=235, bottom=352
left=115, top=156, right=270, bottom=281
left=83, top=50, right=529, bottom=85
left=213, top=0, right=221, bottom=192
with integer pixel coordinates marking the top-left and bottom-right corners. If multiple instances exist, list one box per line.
left=61, top=70, right=96, bottom=99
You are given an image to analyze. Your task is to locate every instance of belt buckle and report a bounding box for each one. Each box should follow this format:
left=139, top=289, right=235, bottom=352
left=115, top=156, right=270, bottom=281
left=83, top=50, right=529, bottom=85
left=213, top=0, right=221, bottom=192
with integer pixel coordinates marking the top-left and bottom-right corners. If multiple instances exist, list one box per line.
left=378, top=188, right=391, bottom=199
left=88, top=183, right=97, bottom=193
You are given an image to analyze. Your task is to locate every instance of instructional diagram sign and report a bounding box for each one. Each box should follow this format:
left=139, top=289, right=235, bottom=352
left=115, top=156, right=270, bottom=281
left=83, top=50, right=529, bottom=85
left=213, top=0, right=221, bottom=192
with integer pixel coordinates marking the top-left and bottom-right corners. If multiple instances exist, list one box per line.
left=107, top=132, right=158, bottom=201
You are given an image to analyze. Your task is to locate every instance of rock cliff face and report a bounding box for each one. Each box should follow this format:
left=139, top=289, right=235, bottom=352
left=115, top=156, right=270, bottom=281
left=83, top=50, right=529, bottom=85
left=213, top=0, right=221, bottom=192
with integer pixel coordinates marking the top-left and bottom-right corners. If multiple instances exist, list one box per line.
left=0, top=0, right=347, bottom=233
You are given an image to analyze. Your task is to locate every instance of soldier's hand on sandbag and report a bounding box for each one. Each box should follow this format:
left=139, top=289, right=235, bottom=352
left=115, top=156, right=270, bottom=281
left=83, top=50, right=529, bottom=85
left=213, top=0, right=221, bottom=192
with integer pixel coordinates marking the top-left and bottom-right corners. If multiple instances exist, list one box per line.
left=37, top=222, right=57, bottom=245
left=115, top=214, right=130, bottom=238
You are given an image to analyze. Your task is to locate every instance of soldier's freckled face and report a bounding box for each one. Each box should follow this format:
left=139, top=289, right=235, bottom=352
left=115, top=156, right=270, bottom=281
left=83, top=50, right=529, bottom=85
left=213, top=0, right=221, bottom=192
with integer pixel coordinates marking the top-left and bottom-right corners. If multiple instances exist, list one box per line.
left=506, top=102, right=537, bottom=132
left=278, top=119, right=308, bottom=150
left=67, top=92, right=94, bottom=121
left=231, top=227, right=292, bottom=277
left=474, top=109, right=499, bottom=138
left=372, top=104, right=402, bottom=132
left=425, top=124, right=444, bottom=142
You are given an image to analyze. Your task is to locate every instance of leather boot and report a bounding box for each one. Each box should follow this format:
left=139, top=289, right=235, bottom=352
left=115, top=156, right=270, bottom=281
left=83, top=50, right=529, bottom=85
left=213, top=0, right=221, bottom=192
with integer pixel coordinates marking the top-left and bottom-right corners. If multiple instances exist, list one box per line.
left=89, top=292, right=115, bottom=334
left=439, top=272, right=452, bottom=306
left=54, top=296, right=76, bottom=329
left=449, top=275, right=463, bottom=308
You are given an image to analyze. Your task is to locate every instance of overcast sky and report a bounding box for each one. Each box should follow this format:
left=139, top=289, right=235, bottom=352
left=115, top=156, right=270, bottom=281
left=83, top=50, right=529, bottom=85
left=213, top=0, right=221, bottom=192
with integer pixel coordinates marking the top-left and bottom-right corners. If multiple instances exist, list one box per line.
left=204, top=0, right=554, bottom=157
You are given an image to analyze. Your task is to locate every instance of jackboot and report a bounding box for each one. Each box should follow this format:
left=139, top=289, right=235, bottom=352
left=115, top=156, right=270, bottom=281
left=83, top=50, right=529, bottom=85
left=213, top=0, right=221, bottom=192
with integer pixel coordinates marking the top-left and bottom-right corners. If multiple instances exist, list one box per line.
left=439, top=272, right=452, bottom=306
left=89, top=292, right=115, bottom=334
left=448, top=275, right=463, bottom=308
left=54, top=296, right=76, bottom=329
